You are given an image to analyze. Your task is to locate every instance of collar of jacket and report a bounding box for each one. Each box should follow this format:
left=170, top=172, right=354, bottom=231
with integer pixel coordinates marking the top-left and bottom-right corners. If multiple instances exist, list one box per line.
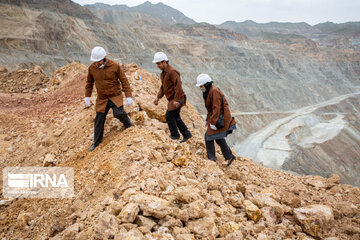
left=103, top=59, right=113, bottom=69
left=94, top=58, right=114, bottom=70
left=163, top=63, right=172, bottom=74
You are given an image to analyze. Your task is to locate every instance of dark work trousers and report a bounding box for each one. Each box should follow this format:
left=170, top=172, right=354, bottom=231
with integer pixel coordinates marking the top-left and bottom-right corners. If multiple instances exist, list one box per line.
left=165, top=108, right=191, bottom=138
left=206, top=138, right=234, bottom=161
left=94, top=100, right=132, bottom=146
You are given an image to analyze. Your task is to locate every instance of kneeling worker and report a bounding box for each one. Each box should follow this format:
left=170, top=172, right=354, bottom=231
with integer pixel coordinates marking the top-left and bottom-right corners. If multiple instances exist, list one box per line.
left=85, top=46, right=134, bottom=151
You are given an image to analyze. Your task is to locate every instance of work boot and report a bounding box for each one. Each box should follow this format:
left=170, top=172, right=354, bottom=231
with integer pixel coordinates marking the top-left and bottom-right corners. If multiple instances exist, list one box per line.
left=89, top=144, right=97, bottom=152
left=169, top=135, right=180, bottom=140
left=226, top=155, right=236, bottom=167
left=208, top=157, right=217, bottom=162
left=180, top=133, right=192, bottom=143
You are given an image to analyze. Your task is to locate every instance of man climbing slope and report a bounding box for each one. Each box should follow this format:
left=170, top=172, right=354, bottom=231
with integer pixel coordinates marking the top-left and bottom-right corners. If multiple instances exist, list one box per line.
left=85, top=46, right=133, bottom=151
left=152, top=52, right=192, bottom=143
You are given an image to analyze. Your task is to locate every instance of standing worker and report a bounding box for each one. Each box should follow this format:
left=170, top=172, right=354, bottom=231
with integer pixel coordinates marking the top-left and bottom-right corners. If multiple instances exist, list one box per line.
left=152, top=52, right=192, bottom=143
left=196, top=74, right=236, bottom=166
left=85, top=46, right=134, bottom=151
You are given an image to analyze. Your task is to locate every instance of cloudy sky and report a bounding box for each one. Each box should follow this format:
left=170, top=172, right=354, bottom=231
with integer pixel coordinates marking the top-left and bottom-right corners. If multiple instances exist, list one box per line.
left=72, top=0, right=360, bottom=25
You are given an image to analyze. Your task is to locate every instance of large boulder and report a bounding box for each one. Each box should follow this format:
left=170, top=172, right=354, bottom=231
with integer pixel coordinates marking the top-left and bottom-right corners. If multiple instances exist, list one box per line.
left=175, top=186, right=202, bottom=203
left=187, top=217, right=219, bottom=238
left=94, top=212, right=119, bottom=239
left=294, top=205, right=334, bottom=238
left=130, top=193, right=172, bottom=219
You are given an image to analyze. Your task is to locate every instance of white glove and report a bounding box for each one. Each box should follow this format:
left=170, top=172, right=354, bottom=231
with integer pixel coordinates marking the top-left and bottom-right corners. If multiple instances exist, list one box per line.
left=210, top=124, right=217, bottom=130
left=126, top=97, right=133, bottom=106
left=84, top=97, right=91, bottom=107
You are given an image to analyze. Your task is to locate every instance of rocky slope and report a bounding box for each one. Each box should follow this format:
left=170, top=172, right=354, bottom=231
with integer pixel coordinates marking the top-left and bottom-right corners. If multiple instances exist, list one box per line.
left=0, top=62, right=359, bottom=240
left=0, top=0, right=94, bottom=19
left=0, top=1, right=359, bottom=186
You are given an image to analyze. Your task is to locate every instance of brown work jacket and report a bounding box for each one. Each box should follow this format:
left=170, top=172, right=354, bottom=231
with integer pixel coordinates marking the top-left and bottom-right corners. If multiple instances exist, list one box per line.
left=85, top=59, right=132, bottom=113
left=156, top=64, right=186, bottom=111
left=205, top=85, right=236, bottom=135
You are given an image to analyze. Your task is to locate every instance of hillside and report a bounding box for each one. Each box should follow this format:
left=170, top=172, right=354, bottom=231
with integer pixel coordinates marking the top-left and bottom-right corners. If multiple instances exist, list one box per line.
left=85, top=1, right=196, bottom=25
left=0, top=62, right=359, bottom=239
left=0, top=1, right=359, bottom=187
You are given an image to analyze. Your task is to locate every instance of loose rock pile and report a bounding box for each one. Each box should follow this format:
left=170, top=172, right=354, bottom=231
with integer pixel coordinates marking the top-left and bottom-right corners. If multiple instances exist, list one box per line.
left=0, top=65, right=49, bottom=93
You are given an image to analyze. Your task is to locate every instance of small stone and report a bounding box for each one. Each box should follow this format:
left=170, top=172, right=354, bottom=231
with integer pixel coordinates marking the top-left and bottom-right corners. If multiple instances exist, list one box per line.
left=175, top=186, right=201, bottom=203
left=17, top=213, right=32, bottom=229
left=229, top=193, right=244, bottom=208
left=48, top=221, right=65, bottom=237
left=219, top=222, right=240, bottom=237
left=326, top=174, right=340, bottom=188
left=61, top=223, right=83, bottom=240
left=119, top=203, right=139, bottom=223
left=257, top=233, right=268, bottom=240
left=115, top=228, right=144, bottom=240
left=54, top=129, right=64, bottom=137
left=109, top=201, right=123, bottom=216
left=75, top=231, right=88, bottom=240
left=173, top=207, right=189, bottom=223
left=176, top=234, right=195, bottom=240
left=172, top=156, right=187, bottom=167
left=94, top=212, right=119, bottom=239
left=130, top=193, right=172, bottom=219
left=43, top=153, right=56, bottom=167
left=244, top=200, right=262, bottom=222
left=187, top=217, right=219, bottom=238
left=186, top=200, right=205, bottom=219
left=135, top=215, right=156, bottom=231
left=261, top=207, right=278, bottom=226
left=152, top=150, right=165, bottom=162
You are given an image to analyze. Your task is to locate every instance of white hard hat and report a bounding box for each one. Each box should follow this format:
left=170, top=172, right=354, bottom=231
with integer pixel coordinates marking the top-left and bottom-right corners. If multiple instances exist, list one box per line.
left=152, top=52, right=168, bottom=63
left=90, top=46, right=106, bottom=62
left=196, top=73, right=212, bottom=87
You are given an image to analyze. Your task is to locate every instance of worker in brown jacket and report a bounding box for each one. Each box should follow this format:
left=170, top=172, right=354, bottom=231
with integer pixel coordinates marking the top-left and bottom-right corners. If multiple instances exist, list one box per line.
left=196, top=74, right=236, bottom=166
left=85, top=46, right=133, bottom=151
left=152, top=52, right=192, bottom=143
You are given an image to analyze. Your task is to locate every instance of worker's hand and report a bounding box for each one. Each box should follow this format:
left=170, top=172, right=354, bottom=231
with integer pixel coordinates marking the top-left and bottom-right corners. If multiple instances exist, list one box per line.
left=210, top=124, right=217, bottom=130
left=173, top=101, right=180, bottom=108
left=126, top=97, right=133, bottom=106
left=153, top=98, right=159, bottom=106
left=84, top=97, right=91, bottom=107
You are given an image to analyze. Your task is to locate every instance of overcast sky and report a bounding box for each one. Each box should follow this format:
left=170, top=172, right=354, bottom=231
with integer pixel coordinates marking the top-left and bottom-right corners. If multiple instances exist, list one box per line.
left=72, top=0, right=360, bottom=25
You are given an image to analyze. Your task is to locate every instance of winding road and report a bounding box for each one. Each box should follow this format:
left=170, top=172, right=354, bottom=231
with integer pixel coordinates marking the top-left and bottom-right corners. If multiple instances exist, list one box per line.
left=235, top=91, right=360, bottom=168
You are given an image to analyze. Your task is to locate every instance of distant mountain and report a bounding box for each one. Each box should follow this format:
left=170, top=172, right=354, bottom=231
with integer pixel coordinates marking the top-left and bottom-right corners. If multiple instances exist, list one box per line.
left=219, top=20, right=360, bottom=39
left=314, top=21, right=360, bottom=34
left=84, top=2, right=165, bottom=26
left=85, top=1, right=196, bottom=25
left=219, top=20, right=317, bottom=37
left=0, top=0, right=95, bottom=19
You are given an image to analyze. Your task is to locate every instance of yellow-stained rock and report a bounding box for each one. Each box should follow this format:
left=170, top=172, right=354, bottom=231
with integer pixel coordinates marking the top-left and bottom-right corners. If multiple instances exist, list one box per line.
left=172, top=156, right=187, bottom=167
left=219, top=221, right=240, bottom=237
left=244, top=200, right=262, bottom=222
